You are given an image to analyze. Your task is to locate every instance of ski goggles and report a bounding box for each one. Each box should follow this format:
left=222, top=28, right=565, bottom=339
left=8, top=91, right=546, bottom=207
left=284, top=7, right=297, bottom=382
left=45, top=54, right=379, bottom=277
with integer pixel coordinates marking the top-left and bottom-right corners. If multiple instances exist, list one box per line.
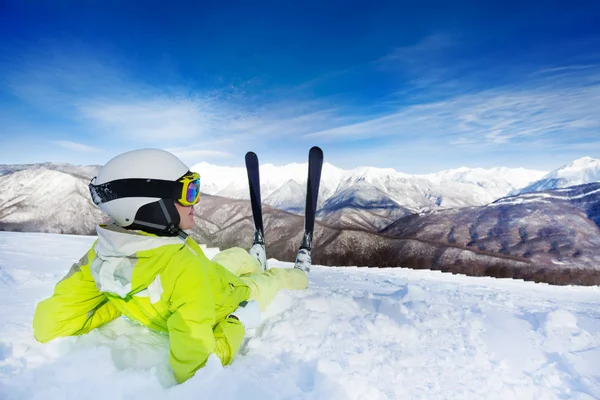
left=177, top=172, right=201, bottom=206
left=89, top=171, right=201, bottom=206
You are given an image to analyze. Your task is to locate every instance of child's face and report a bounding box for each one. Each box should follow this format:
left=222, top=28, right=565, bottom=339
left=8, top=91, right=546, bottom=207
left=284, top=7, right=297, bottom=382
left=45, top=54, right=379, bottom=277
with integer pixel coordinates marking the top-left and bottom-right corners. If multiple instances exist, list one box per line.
left=174, top=201, right=195, bottom=230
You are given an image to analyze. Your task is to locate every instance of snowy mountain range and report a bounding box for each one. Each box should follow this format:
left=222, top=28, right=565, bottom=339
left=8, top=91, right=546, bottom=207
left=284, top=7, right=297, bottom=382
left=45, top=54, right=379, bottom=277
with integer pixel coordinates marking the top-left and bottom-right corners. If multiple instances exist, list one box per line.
left=192, top=161, right=549, bottom=214
left=193, top=157, right=597, bottom=230
left=1, top=157, right=598, bottom=235
left=1, top=156, right=600, bottom=285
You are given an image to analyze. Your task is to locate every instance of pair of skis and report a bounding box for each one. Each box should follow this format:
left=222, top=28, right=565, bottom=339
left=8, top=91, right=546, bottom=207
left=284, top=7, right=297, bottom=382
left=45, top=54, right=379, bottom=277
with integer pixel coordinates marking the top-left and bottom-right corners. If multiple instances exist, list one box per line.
left=245, top=146, right=323, bottom=273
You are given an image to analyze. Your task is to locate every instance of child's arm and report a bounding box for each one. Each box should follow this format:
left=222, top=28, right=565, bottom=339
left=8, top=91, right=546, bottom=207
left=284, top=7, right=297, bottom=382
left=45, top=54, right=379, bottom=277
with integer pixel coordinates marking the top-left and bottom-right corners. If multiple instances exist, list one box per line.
left=33, top=248, right=121, bottom=342
left=167, top=262, right=245, bottom=384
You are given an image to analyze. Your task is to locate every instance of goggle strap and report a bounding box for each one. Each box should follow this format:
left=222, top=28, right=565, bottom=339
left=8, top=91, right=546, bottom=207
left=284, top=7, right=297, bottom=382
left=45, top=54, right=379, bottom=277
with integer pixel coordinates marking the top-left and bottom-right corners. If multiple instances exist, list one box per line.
left=90, top=178, right=181, bottom=205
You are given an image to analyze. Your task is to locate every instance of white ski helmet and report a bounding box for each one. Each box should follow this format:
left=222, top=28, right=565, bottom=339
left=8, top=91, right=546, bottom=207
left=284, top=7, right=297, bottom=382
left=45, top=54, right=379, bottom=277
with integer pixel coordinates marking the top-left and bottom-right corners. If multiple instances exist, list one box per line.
left=89, top=149, right=196, bottom=235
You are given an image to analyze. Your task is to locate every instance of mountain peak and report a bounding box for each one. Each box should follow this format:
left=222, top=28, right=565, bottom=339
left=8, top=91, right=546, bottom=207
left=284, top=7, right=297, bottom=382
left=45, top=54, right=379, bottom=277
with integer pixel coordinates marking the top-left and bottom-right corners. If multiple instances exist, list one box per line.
left=519, top=156, right=600, bottom=194
left=549, top=156, right=600, bottom=178
left=565, top=156, right=599, bottom=167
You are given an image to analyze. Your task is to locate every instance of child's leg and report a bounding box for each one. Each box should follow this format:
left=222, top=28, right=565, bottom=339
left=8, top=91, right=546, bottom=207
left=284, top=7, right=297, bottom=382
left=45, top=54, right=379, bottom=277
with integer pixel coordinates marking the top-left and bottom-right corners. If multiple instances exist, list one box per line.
left=240, top=268, right=308, bottom=310
left=212, top=247, right=263, bottom=276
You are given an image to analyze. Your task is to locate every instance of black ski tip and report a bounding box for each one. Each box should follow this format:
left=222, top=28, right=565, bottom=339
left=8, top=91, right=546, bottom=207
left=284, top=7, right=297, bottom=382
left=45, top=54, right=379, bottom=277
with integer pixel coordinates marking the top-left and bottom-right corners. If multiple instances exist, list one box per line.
left=309, top=146, right=323, bottom=160
left=245, top=151, right=259, bottom=167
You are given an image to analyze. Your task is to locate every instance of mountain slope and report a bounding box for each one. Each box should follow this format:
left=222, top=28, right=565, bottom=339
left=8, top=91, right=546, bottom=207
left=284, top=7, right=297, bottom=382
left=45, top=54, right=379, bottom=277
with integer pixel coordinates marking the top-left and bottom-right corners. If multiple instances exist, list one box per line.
left=382, top=182, right=600, bottom=276
left=0, top=166, right=108, bottom=234
left=264, top=180, right=306, bottom=213
left=317, top=180, right=413, bottom=230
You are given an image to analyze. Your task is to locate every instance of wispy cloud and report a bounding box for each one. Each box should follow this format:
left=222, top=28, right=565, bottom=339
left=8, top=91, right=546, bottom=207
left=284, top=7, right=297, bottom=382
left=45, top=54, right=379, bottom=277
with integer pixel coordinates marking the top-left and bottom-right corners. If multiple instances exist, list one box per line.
left=1, top=47, right=344, bottom=151
left=2, top=47, right=240, bottom=144
left=304, top=66, right=600, bottom=149
left=533, top=64, right=599, bottom=75
left=78, top=98, right=222, bottom=141
left=377, top=33, right=465, bottom=94
left=382, top=33, right=457, bottom=65
left=52, top=140, right=100, bottom=152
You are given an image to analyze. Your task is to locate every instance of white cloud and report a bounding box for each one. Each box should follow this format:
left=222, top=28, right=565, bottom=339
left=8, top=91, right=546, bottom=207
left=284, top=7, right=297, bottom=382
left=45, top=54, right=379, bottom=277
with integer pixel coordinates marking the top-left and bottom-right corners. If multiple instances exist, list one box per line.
left=1, top=47, right=344, bottom=149
left=78, top=98, right=221, bottom=141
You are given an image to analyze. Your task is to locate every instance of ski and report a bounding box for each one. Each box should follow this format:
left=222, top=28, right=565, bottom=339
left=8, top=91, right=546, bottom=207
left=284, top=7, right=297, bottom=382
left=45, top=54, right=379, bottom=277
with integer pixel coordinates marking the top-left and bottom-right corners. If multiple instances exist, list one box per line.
left=294, top=146, right=324, bottom=274
left=245, top=151, right=267, bottom=271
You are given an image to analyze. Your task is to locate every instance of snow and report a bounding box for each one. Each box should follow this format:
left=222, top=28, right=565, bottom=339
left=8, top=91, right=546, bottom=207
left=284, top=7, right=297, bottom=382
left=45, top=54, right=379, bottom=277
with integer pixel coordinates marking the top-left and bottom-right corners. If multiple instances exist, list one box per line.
left=425, top=166, right=547, bottom=191
left=489, top=197, right=553, bottom=206
left=520, top=157, right=600, bottom=194
left=1, top=231, right=600, bottom=399
left=492, top=187, right=600, bottom=206
left=190, top=161, right=345, bottom=199
left=547, top=157, right=600, bottom=182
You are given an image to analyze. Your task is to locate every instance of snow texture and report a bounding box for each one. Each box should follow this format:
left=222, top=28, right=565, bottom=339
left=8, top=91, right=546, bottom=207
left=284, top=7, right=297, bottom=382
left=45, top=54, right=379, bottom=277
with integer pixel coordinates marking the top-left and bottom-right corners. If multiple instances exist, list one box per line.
left=1, top=231, right=599, bottom=399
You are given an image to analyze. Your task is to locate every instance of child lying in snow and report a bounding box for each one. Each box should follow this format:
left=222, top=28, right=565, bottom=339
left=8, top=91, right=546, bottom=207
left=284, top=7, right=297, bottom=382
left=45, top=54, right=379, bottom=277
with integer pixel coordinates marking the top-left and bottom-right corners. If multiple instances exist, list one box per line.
left=32, top=148, right=308, bottom=383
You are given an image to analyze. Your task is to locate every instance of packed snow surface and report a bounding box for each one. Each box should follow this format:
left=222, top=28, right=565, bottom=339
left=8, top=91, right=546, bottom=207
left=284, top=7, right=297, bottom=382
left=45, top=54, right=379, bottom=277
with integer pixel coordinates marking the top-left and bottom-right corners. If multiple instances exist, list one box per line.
left=1, top=231, right=599, bottom=400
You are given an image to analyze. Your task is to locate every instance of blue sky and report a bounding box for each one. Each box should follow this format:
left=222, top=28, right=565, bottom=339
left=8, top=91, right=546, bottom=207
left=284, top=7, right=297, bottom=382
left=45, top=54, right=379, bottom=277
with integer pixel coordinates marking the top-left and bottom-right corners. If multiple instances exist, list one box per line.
left=1, top=1, right=599, bottom=173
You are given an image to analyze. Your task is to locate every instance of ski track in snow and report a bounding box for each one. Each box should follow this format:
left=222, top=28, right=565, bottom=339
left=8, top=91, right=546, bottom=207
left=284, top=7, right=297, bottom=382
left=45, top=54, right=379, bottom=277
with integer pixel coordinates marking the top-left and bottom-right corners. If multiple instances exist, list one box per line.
left=0, top=231, right=599, bottom=400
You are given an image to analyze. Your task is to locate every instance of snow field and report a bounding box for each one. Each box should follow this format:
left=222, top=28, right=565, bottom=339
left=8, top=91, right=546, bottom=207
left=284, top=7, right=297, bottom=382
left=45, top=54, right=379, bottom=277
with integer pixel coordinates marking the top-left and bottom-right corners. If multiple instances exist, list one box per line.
left=0, top=231, right=599, bottom=399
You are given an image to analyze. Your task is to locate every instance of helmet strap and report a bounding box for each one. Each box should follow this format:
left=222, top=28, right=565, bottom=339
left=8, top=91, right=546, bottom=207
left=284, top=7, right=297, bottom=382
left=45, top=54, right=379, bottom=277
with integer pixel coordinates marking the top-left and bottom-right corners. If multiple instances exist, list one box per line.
left=157, top=199, right=179, bottom=235
left=128, top=199, right=182, bottom=236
